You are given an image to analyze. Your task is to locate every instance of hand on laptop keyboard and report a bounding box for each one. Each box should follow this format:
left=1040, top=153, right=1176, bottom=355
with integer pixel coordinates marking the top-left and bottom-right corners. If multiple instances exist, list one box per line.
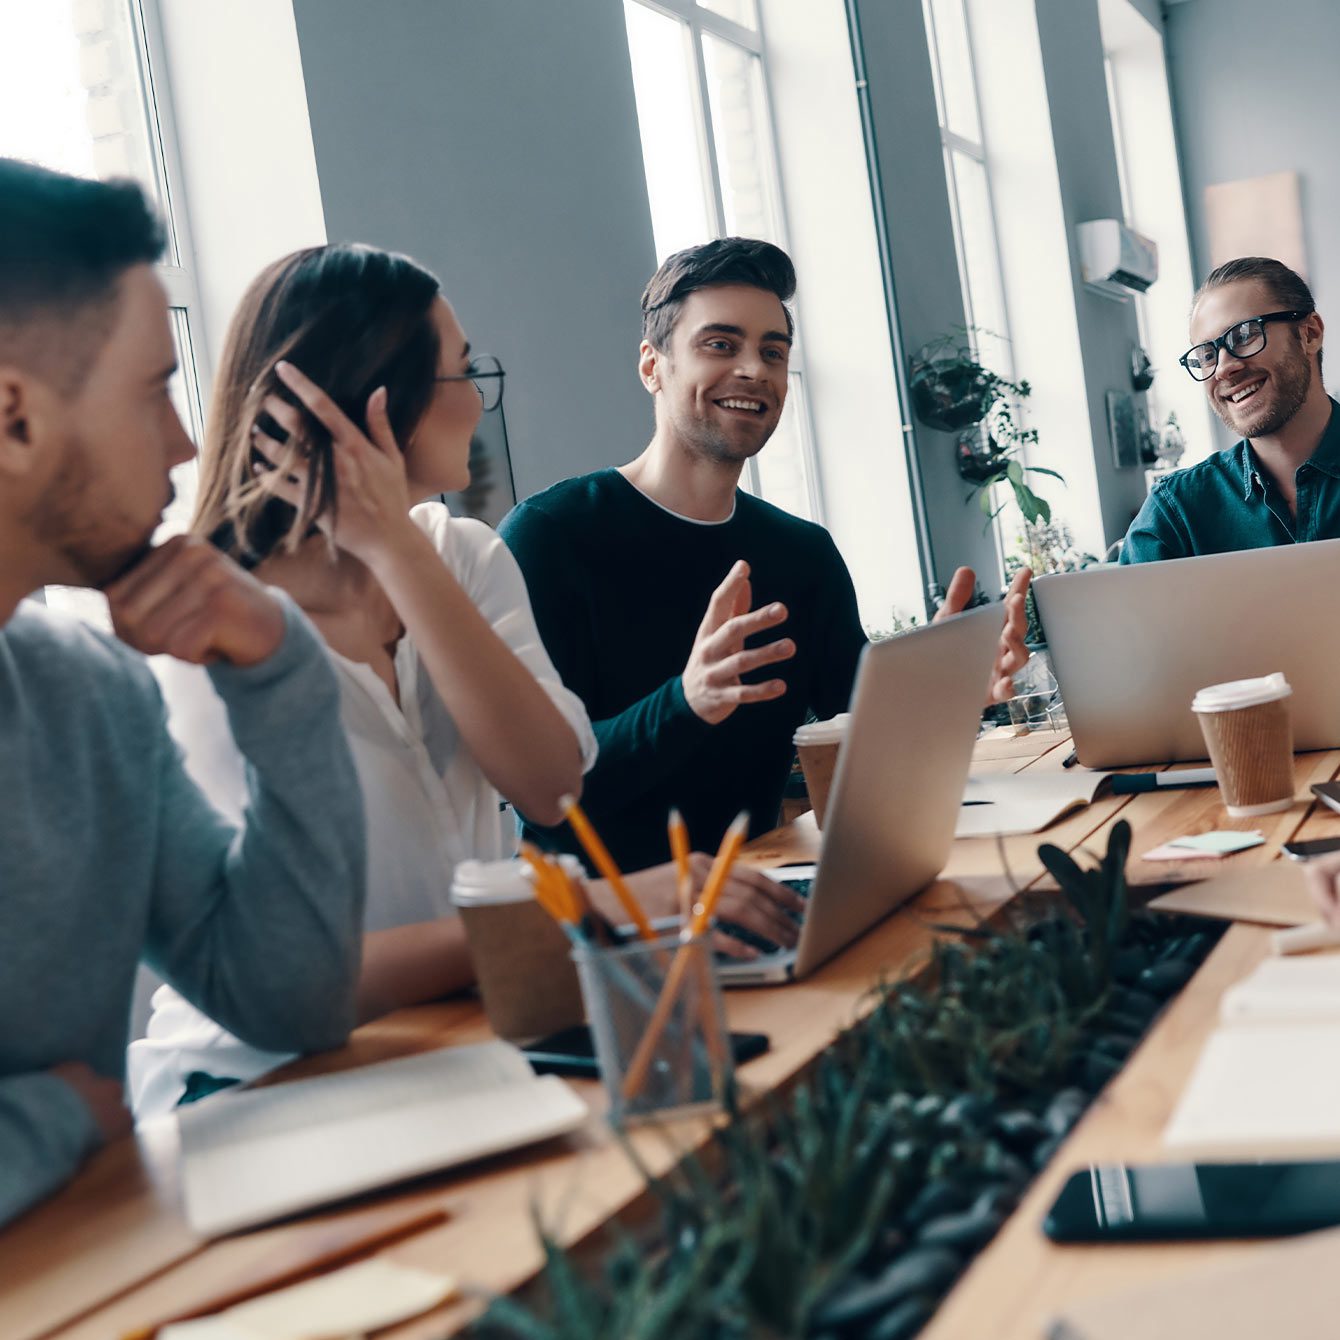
left=715, top=878, right=811, bottom=959
left=610, top=858, right=807, bottom=959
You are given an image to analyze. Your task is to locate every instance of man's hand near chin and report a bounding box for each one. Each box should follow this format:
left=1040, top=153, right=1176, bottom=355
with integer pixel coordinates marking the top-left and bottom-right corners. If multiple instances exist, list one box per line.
left=104, top=535, right=285, bottom=667
left=934, top=564, right=1033, bottom=704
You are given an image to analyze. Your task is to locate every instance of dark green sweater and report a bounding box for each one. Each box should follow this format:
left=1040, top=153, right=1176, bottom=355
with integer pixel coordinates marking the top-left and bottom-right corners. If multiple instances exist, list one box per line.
left=499, top=469, right=867, bottom=871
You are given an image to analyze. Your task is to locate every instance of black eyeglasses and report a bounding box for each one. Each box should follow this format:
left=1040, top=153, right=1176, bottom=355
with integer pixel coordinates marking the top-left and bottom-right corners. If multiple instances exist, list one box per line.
left=436, top=353, right=505, bottom=411
left=1179, top=311, right=1310, bottom=382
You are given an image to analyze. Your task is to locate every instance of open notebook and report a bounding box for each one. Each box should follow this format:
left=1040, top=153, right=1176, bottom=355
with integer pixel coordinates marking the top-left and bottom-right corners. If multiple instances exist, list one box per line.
left=178, top=1042, right=588, bottom=1236
left=1164, top=955, right=1340, bottom=1156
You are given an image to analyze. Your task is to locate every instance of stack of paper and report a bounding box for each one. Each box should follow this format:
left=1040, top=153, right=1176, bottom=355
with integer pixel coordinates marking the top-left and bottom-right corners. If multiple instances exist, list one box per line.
left=178, top=1042, right=588, bottom=1236
left=1164, top=955, right=1340, bottom=1155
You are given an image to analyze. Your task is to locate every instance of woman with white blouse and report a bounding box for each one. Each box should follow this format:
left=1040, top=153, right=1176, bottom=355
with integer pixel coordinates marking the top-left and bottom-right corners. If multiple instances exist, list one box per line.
left=129, top=245, right=802, bottom=1117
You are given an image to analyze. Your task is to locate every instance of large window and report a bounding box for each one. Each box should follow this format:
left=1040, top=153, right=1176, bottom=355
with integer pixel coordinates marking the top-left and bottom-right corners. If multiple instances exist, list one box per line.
left=1100, top=0, right=1217, bottom=467
left=1, top=0, right=204, bottom=620
left=623, top=0, right=822, bottom=524
left=922, top=0, right=1012, bottom=382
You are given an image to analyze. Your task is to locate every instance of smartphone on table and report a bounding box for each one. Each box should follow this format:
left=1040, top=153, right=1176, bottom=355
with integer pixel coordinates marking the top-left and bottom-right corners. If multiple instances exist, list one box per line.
left=522, top=1023, right=769, bottom=1079
left=1044, top=1160, right=1340, bottom=1242
left=1283, top=836, right=1340, bottom=861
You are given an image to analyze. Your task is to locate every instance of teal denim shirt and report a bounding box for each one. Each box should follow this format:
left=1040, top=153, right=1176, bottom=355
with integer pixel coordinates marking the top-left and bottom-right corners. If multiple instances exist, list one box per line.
left=1120, top=398, right=1340, bottom=563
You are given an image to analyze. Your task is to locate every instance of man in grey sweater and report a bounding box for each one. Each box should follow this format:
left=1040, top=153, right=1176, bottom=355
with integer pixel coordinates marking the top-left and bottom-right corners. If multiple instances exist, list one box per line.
left=0, top=160, right=366, bottom=1226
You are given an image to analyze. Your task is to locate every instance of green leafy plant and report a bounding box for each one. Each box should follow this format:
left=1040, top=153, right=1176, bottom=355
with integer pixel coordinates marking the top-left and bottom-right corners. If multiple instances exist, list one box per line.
left=908, top=331, right=1063, bottom=527
left=477, top=821, right=1212, bottom=1340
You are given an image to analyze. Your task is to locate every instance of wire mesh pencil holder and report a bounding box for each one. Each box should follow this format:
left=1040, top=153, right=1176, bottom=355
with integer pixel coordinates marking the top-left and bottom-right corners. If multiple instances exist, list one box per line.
left=572, top=930, right=733, bottom=1126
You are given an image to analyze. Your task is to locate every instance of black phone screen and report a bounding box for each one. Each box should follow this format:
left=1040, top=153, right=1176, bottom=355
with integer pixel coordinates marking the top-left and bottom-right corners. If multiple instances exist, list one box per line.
left=522, top=1024, right=768, bottom=1078
left=1045, top=1161, right=1340, bottom=1242
left=1284, top=836, right=1340, bottom=859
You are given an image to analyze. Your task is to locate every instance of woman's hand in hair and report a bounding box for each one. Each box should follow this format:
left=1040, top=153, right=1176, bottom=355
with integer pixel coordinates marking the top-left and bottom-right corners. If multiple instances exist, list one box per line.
left=252, top=362, right=420, bottom=568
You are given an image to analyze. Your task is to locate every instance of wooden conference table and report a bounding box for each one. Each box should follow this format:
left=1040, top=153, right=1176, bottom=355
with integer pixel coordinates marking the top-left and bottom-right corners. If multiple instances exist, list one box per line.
left=7, top=729, right=1340, bottom=1340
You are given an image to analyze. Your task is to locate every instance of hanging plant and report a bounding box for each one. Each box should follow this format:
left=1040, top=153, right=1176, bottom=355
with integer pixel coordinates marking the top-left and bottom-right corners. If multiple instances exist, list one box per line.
left=909, top=332, right=1063, bottom=527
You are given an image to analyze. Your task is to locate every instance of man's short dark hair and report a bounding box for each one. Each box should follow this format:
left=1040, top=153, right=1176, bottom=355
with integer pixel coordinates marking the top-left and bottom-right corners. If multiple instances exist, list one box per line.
left=641, top=237, right=796, bottom=351
left=0, top=157, right=166, bottom=390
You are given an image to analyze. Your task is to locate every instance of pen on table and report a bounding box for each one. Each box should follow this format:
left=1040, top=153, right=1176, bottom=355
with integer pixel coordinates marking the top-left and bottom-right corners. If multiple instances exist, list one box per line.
left=1109, top=768, right=1217, bottom=794
left=121, top=1206, right=450, bottom=1340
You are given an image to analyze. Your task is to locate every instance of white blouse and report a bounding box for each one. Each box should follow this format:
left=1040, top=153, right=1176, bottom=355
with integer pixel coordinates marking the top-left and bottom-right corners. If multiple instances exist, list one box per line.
left=127, top=504, right=596, bottom=1117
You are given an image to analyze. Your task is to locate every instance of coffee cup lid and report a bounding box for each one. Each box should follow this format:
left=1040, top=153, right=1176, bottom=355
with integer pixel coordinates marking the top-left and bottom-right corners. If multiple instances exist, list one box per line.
left=450, top=855, right=583, bottom=907
left=1191, top=672, right=1292, bottom=713
left=794, top=713, right=851, bottom=746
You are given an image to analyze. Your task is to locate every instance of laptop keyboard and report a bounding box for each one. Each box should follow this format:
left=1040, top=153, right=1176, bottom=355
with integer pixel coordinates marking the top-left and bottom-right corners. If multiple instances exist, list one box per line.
left=715, top=877, right=811, bottom=962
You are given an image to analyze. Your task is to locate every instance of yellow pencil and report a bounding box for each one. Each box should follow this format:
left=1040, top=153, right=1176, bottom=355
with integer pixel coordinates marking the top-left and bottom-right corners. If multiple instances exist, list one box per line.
left=622, top=812, right=749, bottom=1102
left=668, top=808, right=693, bottom=928
left=560, top=794, right=657, bottom=941
left=690, top=812, right=750, bottom=936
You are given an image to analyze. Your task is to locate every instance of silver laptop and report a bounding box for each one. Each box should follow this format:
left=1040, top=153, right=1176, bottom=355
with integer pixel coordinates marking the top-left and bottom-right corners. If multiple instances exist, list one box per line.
left=1034, top=537, right=1340, bottom=769
left=719, top=603, right=1003, bottom=985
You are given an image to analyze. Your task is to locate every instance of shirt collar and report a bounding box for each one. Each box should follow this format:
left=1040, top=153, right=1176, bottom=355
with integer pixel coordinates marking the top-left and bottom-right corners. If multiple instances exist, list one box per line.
left=1305, top=397, right=1340, bottom=481
left=1239, top=397, right=1340, bottom=498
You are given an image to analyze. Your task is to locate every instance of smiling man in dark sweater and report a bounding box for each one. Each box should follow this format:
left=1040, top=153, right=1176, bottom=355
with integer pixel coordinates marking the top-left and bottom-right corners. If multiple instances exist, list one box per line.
left=500, top=238, right=1028, bottom=871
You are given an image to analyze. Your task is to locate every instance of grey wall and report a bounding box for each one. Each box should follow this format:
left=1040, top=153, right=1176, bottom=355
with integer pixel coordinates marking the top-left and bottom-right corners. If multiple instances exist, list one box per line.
left=291, top=0, right=657, bottom=501
left=1165, top=0, right=1337, bottom=322
left=849, top=0, right=998, bottom=588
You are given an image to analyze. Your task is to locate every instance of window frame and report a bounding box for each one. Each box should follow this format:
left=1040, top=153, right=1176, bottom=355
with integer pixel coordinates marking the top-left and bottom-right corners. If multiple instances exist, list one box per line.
left=625, top=0, right=826, bottom=523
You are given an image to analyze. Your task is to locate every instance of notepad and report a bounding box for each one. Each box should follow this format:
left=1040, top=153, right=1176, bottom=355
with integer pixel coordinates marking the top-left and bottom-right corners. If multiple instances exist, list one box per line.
left=1164, top=956, right=1340, bottom=1155
left=178, top=1042, right=588, bottom=1236
left=955, top=770, right=1110, bottom=838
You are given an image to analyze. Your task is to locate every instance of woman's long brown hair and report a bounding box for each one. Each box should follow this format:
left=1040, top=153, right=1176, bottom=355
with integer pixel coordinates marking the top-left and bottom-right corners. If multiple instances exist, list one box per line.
left=194, top=244, right=441, bottom=566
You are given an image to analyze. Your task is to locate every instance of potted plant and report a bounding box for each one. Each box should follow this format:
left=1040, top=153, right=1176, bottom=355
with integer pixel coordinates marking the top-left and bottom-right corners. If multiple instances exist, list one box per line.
left=909, top=333, right=1063, bottom=526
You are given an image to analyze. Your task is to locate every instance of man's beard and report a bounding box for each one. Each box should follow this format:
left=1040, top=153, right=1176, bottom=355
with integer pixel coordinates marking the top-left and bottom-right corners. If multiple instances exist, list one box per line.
left=673, top=406, right=777, bottom=466
left=1213, top=340, right=1312, bottom=439
left=29, top=431, right=152, bottom=588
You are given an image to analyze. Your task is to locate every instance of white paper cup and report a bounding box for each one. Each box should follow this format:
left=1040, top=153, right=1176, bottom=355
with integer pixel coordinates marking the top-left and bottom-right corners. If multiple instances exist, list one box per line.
left=451, top=858, right=586, bottom=1042
left=793, top=714, right=851, bottom=829
left=1191, top=674, right=1295, bottom=818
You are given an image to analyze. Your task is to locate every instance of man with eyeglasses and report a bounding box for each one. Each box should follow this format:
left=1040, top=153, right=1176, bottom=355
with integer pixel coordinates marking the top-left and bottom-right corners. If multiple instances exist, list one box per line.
left=1120, top=256, right=1334, bottom=563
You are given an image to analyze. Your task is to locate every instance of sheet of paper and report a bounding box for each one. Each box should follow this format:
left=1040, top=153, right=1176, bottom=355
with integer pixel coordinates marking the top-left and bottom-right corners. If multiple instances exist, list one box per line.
left=1141, top=843, right=1225, bottom=862
left=1049, top=1226, right=1340, bottom=1340
left=955, top=770, right=1109, bottom=838
left=1220, top=954, right=1340, bottom=1024
left=160, top=1259, right=455, bottom=1339
left=1147, top=864, right=1315, bottom=926
left=1163, top=1021, right=1340, bottom=1155
left=1169, top=831, right=1265, bottom=854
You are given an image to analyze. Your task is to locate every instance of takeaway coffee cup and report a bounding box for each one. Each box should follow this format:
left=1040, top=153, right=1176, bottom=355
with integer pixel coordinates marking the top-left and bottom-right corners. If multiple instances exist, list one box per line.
left=1191, top=673, right=1295, bottom=818
left=793, top=713, right=851, bottom=829
left=451, top=857, right=586, bottom=1042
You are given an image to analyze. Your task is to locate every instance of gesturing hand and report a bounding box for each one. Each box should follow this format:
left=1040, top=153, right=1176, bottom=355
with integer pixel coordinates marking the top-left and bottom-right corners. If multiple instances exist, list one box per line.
left=251, top=361, right=417, bottom=571
left=935, top=565, right=1033, bottom=704
left=50, top=1062, right=132, bottom=1143
left=682, top=560, right=795, bottom=725
left=105, top=535, right=286, bottom=667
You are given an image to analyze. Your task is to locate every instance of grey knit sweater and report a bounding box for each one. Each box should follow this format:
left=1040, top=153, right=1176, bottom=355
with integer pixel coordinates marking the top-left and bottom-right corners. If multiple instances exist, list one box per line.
left=0, top=597, right=366, bottom=1227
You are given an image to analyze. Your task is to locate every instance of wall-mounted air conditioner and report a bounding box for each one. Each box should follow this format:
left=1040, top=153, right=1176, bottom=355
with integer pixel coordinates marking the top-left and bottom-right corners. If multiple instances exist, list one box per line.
left=1078, top=220, right=1158, bottom=300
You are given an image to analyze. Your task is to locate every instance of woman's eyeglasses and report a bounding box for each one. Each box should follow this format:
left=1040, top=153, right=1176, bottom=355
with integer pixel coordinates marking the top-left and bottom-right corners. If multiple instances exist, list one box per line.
left=1179, top=311, right=1310, bottom=382
left=436, top=353, right=505, bottom=411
